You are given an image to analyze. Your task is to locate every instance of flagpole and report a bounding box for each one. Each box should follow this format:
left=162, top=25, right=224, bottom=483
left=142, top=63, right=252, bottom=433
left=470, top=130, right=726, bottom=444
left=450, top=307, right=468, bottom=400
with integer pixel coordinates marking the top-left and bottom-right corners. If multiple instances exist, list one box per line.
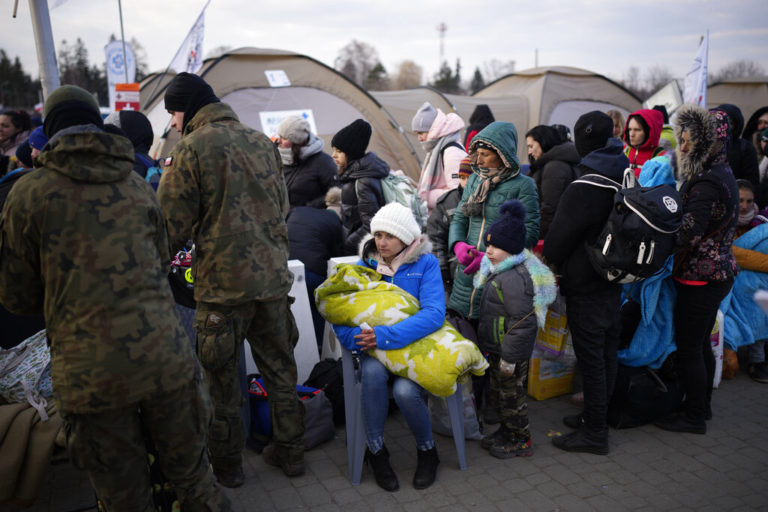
left=144, top=0, right=210, bottom=109
left=28, top=0, right=61, bottom=100
left=117, top=0, right=129, bottom=83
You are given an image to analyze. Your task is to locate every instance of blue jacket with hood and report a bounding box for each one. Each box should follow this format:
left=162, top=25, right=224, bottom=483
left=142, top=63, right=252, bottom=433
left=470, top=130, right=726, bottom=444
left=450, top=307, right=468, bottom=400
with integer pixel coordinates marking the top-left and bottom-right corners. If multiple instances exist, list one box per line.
left=332, top=235, right=446, bottom=351
left=542, top=138, right=629, bottom=296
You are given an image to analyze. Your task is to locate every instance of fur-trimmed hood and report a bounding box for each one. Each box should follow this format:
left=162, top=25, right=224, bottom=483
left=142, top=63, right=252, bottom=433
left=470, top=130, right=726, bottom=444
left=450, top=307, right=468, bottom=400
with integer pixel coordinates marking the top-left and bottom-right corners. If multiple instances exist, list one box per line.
left=358, top=233, right=433, bottom=265
left=675, top=104, right=730, bottom=180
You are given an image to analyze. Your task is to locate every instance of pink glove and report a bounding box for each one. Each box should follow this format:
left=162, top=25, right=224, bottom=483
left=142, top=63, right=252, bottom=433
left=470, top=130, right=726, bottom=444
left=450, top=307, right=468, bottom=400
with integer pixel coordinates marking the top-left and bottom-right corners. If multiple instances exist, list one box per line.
left=463, top=249, right=485, bottom=274
left=453, top=242, right=476, bottom=266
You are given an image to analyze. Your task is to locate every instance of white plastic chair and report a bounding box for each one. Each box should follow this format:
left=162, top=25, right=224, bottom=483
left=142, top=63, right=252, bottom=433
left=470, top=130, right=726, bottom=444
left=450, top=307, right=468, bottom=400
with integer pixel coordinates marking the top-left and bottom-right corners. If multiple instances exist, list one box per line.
left=339, top=343, right=467, bottom=486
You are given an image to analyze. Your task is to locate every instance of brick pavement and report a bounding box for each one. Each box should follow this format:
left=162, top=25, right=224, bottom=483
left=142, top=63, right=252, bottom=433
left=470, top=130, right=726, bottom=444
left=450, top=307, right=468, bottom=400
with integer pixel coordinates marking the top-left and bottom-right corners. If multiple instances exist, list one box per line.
left=12, top=371, right=768, bottom=512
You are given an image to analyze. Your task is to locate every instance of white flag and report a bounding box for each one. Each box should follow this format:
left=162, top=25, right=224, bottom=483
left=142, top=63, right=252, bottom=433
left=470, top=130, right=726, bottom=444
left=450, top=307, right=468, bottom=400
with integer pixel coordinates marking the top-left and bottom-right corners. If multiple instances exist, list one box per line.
left=682, top=32, right=708, bottom=107
left=168, top=7, right=206, bottom=74
left=105, top=40, right=136, bottom=112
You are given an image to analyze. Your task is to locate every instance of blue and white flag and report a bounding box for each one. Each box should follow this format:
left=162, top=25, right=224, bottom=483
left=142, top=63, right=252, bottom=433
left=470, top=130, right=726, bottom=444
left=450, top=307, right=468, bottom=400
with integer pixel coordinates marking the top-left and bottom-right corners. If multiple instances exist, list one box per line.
left=682, top=31, right=708, bottom=107
left=105, top=40, right=136, bottom=111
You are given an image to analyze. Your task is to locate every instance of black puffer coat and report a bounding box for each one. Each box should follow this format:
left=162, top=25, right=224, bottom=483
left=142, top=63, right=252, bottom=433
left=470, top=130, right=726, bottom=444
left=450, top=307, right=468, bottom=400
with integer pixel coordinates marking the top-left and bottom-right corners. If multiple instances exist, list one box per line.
left=528, top=142, right=580, bottom=238
left=284, top=135, right=338, bottom=208
left=542, top=138, right=628, bottom=296
left=338, top=152, right=388, bottom=254
left=477, top=264, right=538, bottom=362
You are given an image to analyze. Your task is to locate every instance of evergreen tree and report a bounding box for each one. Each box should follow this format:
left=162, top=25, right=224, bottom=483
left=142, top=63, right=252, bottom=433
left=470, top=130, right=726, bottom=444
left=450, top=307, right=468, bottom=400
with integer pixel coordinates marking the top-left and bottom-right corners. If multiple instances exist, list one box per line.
left=470, top=67, right=485, bottom=94
left=430, top=59, right=463, bottom=94
left=0, top=49, right=41, bottom=108
left=58, top=38, right=108, bottom=106
left=365, top=62, right=390, bottom=91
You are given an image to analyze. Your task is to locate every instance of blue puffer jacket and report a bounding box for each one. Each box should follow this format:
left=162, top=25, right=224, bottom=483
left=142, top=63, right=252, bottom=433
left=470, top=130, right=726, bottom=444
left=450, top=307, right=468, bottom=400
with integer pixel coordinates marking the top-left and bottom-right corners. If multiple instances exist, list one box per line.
left=333, top=236, right=446, bottom=351
left=448, top=121, right=540, bottom=318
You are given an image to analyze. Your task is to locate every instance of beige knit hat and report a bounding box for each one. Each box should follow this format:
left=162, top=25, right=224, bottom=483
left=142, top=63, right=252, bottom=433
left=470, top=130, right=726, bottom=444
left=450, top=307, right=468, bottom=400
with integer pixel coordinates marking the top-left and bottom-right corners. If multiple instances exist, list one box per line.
left=370, top=202, right=422, bottom=245
left=278, top=115, right=310, bottom=145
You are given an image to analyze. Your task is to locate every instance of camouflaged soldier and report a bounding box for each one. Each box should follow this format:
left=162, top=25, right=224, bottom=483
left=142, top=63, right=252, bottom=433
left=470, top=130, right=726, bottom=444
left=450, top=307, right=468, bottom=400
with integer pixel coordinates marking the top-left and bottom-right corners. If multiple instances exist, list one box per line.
left=158, top=72, right=306, bottom=486
left=0, top=85, right=231, bottom=511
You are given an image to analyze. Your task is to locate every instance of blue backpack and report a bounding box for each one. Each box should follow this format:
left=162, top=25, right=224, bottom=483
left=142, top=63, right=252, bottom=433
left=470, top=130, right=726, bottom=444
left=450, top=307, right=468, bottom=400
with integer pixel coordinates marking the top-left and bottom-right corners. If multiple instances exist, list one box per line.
left=135, top=153, right=163, bottom=191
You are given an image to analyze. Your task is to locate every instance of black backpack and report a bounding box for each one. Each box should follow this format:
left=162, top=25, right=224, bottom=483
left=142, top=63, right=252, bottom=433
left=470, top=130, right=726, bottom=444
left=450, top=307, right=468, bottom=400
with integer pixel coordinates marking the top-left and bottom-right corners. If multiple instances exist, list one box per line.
left=575, top=170, right=682, bottom=284
left=303, top=358, right=345, bottom=426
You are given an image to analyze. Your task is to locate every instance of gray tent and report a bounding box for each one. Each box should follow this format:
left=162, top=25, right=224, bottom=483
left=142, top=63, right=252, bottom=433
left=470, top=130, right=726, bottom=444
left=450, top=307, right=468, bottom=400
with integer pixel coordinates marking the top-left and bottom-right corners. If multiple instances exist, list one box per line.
left=707, top=77, right=768, bottom=125
left=139, top=48, right=421, bottom=179
left=475, top=66, right=641, bottom=134
left=373, top=67, right=640, bottom=163
left=372, top=88, right=529, bottom=162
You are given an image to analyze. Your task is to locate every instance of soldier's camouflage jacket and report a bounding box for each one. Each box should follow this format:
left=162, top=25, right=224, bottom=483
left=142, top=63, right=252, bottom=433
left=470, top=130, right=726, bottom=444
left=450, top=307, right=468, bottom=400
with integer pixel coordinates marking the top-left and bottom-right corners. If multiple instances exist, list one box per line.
left=157, top=102, right=292, bottom=305
left=0, top=125, right=195, bottom=414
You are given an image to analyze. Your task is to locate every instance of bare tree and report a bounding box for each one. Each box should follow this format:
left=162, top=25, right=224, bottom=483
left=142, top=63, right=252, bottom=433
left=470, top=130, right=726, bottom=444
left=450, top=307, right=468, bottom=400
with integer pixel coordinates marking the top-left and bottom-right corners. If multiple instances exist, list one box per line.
left=711, top=59, right=767, bottom=82
left=646, top=65, right=674, bottom=96
left=334, top=40, right=380, bottom=87
left=619, top=66, right=649, bottom=99
left=393, top=60, right=423, bottom=89
left=481, top=59, right=515, bottom=83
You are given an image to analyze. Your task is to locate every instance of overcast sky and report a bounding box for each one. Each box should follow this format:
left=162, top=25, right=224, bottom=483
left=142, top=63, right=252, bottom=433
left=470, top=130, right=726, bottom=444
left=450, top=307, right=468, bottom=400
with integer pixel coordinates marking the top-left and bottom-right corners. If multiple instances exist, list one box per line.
left=3, top=0, right=768, bottom=87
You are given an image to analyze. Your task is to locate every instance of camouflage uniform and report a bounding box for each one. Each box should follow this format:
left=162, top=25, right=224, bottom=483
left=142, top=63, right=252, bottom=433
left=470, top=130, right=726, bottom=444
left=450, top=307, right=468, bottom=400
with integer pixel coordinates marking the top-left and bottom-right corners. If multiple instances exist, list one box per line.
left=487, top=354, right=530, bottom=438
left=158, top=102, right=305, bottom=472
left=0, top=124, right=229, bottom=510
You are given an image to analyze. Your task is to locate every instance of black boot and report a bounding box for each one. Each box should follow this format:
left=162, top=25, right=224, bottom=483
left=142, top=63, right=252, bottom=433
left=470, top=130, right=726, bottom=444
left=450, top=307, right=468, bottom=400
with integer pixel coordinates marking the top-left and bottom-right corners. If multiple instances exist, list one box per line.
left=654, top=411, right=706, bottom=434
left=413, top=446, right=440, bottom=490
left=552, top=428, right=609, bottom=455
left=563, top=412, right=585, bottom=429
left=365, top=445, right=399, bottom=492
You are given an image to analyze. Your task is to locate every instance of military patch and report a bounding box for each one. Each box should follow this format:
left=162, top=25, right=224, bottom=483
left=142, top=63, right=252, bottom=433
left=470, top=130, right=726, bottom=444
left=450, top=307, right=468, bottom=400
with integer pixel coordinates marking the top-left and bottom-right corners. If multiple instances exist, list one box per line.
left=206, top=312, right=223, bottom=328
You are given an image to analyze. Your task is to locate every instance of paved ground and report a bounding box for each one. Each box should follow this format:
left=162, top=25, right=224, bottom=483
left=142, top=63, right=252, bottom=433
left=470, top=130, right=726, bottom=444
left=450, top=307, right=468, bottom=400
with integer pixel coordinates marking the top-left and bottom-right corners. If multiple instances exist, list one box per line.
left=12, top=370, right=768, bottom=512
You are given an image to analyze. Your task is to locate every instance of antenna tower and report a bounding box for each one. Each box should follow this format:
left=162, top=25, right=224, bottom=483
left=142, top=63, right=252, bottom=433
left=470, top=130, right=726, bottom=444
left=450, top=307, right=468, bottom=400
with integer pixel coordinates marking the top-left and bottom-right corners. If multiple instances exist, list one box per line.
left=437, top=22, right=447, bottom=64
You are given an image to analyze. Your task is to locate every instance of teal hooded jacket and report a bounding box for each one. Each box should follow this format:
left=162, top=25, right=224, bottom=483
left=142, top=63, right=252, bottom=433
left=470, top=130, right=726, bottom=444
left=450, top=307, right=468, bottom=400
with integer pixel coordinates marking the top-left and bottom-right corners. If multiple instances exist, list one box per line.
left=447, top=121, right=540, bottom=319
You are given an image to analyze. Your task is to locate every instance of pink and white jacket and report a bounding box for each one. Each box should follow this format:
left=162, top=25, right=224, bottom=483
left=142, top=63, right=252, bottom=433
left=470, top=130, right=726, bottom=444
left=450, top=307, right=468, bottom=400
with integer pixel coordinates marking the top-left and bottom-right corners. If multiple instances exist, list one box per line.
left=417, top=110, right=467, bottom=211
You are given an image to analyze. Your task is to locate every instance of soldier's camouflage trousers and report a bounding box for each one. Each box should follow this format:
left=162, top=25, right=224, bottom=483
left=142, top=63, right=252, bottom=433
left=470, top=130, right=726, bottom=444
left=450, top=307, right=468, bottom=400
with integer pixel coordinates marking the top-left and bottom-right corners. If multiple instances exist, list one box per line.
left=488, top=353, right=530, bottom=438
left=62, top=367, right=231, bottom=512
left=195, top=296, right=305, bottom=473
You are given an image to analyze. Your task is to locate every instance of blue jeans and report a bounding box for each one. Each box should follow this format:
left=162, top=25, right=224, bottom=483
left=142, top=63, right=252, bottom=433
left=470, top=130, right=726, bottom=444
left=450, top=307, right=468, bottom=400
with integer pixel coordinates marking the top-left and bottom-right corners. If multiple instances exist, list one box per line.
left=360, top=354, right=434, bottom=453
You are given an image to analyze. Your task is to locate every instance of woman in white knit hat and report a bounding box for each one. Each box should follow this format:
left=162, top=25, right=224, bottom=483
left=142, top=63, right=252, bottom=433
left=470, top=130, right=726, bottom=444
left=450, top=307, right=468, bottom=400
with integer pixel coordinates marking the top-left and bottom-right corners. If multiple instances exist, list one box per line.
left=331, top=202, right=444, bottom=492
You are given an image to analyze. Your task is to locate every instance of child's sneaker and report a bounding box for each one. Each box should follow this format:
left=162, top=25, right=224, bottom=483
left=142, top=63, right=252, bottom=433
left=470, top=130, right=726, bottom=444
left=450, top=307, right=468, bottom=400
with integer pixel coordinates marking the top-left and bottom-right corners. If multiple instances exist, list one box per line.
left=480, top=427, right=507, bottom=450
left=514, top=435, right=533, bottom=457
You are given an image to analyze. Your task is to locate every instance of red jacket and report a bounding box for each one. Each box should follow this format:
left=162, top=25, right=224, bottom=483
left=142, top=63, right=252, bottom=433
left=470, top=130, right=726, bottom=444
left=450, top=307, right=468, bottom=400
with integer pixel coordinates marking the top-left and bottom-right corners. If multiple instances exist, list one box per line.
left=624, top=109, right=665, bottom=177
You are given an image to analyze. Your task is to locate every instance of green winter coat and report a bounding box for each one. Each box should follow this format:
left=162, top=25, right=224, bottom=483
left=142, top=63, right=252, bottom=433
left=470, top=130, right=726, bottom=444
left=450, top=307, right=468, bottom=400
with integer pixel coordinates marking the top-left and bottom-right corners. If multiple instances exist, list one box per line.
left=158, top=102, right=293, bottom=305
left=447, top=121, right=540, bottom=319
left=0, top=125, right=195, bottom=414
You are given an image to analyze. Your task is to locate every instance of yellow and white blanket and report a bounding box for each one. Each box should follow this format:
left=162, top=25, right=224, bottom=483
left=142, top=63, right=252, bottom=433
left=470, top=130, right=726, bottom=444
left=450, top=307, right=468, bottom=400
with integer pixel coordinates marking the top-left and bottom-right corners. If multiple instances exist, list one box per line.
left=315, top=264, right=488, bottom=397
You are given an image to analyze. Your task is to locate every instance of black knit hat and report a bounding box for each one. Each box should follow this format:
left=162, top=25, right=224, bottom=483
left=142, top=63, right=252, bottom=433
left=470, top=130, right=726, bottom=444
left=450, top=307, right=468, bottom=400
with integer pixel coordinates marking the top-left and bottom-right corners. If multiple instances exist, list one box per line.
left=164, top=72, right=220, bottom=131
left=331, top=119, right=372, bottom=160
left=574, top=111, right=614, bottom=157
left=42, top=85, right=103, bottom=138
left=484, top=200, right=526, bottom=255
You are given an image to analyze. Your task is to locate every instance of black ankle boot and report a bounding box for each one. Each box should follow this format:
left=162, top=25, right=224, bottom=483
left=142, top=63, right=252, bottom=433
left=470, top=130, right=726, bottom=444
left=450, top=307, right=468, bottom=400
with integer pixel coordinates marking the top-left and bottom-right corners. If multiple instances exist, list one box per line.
left=413, top=446, right=440, bottom=489
left=552, top=428, right=609, bottom=455
left=365, top=445, right=399, bottom=492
